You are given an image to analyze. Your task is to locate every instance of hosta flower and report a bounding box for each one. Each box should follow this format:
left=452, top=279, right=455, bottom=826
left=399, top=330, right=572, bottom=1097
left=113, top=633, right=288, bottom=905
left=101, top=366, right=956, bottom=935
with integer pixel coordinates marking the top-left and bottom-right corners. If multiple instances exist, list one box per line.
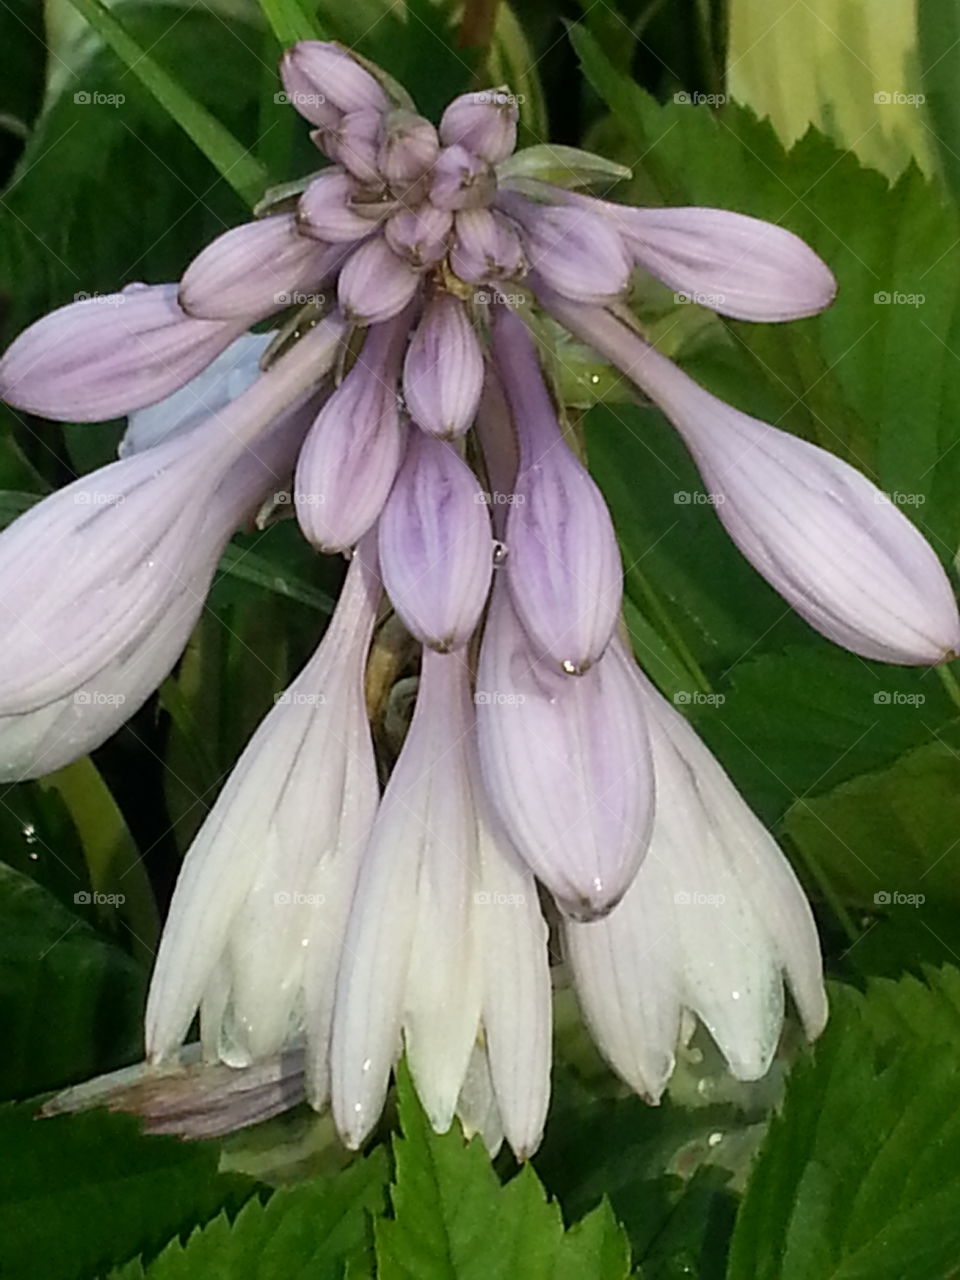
left=3, top=37, right=955, bottom=1156
left=565, top=646, right=827, bottom=1096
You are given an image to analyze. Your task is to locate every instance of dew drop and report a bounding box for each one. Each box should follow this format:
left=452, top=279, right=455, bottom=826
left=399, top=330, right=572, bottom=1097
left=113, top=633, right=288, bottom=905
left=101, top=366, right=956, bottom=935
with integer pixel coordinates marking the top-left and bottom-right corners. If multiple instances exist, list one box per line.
left=708, top=1131, right=723, bottom=1148
left=492, top=540, right=508, bottom=566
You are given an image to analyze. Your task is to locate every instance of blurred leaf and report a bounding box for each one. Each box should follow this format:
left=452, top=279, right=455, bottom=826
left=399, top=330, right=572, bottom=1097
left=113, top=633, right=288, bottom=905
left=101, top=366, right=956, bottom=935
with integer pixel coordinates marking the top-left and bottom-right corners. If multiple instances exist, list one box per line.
left=785, top=741, right=960, bottom=913
left=918, top=0, right=960, bottom=202
left=258, top=0, right=324, bottom=43
left=0, top=1102, right=255, bottom=1280
left=119, top=1148, right=387, bottom=1278
left=727, top=975, right=960, bottom=1279
left=62, top=0, right=268, bottom=204
left=376, top=1065, right=631, bottom=1278
left=0, top=862, right=145, bottom=1098
left=39, top=757, right=160, bottom=963
left=727, top=0, right=937, bottom=181
left=690, top=647, right=957, bottom=824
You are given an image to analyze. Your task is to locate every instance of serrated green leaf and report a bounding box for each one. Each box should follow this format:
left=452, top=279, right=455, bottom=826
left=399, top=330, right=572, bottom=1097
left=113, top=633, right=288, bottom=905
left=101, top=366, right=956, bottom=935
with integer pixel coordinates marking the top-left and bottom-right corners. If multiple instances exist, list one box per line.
left=62, top=0, right=268, bottom=205
left=0, top=1101, right=255, bottom=1280
left=131, top=1148, right=387, bottom=1278
left=728, top=974, right=960, bottom=1280
left=376, top=1065, right=631, bottom=1279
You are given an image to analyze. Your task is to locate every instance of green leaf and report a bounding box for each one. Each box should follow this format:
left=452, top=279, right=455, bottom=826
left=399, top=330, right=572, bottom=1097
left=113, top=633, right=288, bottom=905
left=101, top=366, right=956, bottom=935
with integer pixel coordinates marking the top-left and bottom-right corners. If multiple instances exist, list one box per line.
left=127, top=1149, right=387, bottom=1278
left=918, top=0, right=960, bottom=200
left=62, top=0, right=269, bottom=205
left=0, top=1102, right=255, bottom=1280
left=785, top=740, right=960, bottom=912
left=258, top=0, right=325, bottom=44
left=0, top=862, right=146, bottom=1099
left=728, top=974, right=960, bottom=1280
left=376, top=1065, right=631, bottom=1279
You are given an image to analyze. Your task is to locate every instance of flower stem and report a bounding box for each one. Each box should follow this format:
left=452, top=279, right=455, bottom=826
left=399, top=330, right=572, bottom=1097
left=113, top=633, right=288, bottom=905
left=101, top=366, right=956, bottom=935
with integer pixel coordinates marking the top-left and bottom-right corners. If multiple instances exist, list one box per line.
left=937, top=662, right=960, bottom=715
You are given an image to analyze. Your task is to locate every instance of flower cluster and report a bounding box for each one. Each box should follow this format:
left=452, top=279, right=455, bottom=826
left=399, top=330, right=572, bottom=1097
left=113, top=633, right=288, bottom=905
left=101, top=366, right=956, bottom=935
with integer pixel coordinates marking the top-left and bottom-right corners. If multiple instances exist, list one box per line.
left=1, top=42, right=957, bottom=1157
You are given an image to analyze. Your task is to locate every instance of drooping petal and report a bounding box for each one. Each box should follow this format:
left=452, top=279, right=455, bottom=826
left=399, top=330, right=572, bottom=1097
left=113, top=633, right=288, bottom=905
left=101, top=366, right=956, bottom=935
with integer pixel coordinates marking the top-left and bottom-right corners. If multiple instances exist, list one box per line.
left=298, top=170, right=377, bottom=243
left=474, top=799, right=551, bottom=1159
left=531, top=187, right=837, bottom=321
left=475, top=582, right=654, bottom=919
left=0, top=314, right=345, bottom=719
left=430, top=144, right=497, bottom=211
left=456, top=1044, right=505, bottom=1157
left=450, top=209, right=525, bottom=284
left=0, top=285, right=247, bottom=421
left=280, top=41, right=389, bottom=126
left=498, top=193, right=631, bottom=302
left=385, top=204, right=453, bottom=268
left=439, top=89, right=518, bottom=164
left=378, top=430, right=493, bottom=650
left=295, top=309, right=408, bottom=551
left=146, top=543, right=382, bottom=1063
left=179, top=215, right=341, bottom=321
left=332, top=649, right=483, bottom=1147
left=565, top=647, right=826, bottom=1091
left=491, top=305, right=622, bottom=674
left=337, top=236, right=421, bottom=324
left=541, top=293, right=960, bottom=665
left=402, top=293, right=484, bottom=438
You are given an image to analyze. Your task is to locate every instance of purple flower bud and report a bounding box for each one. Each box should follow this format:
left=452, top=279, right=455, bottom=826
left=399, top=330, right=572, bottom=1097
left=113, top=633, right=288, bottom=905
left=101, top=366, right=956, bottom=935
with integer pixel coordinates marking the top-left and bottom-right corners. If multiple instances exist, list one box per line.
left=498, top=193, right=631, bottom=302
left=476, top=583, right=654, bottom=920
left=430, top=144, right=497, bottom=211
left=491, top=306, right=622, bottom=674
left=439, top=89, right=518, bottom=164
left=179, top=214, right=343, bottom=320
left=295, top=311, right=409, bottom=551
left=543, top=294, right=960, bottom=666
left=378, top=430, right=493, bottom=650
left=384, top=204, right=453, bottom=267
left=280, top=41, right=389, bottom=126
left=298, top=170, right=378, bottom=243
left=0, top=284, right=247, bottom=422
left=541, top=188, right=837, bottom=322
left=403, top=294, right=484, bottom=438
left=337, top=236, right=420, bottom=324
left=449, top=209, right=525, bottom=284
left=377, top=109, right=440, bottom=183
left=315, top=109, right=383, bottom=182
